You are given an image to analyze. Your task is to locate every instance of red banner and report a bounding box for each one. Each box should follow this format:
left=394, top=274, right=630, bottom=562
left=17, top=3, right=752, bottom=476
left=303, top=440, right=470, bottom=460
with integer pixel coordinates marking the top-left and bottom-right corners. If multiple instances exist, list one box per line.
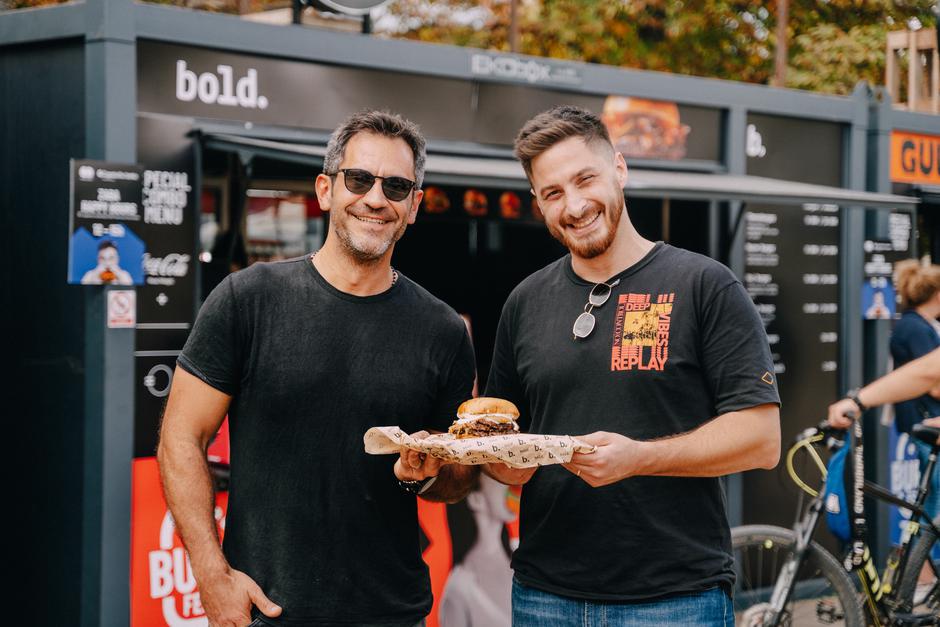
left=131, top=456, right=519, bottom=626
left=131, top=457, right=228, bottom=626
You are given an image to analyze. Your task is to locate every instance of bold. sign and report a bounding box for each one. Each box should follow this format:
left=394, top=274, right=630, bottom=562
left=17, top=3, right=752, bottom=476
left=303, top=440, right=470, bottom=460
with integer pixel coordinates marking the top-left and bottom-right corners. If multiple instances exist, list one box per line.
left=890, top=130, right=940, bottom=185
left=138, top=42, right=721, bottom=160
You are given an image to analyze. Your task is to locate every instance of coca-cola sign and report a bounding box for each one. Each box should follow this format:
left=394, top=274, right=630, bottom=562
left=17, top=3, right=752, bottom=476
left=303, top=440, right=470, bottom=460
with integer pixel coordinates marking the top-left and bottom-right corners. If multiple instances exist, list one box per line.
left=144, top=253, right=191, bottom=286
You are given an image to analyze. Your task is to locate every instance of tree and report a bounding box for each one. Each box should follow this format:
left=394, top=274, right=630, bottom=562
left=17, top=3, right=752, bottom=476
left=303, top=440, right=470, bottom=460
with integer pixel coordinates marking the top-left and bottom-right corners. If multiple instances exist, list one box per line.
left=375, top=0, right=938, bottom=95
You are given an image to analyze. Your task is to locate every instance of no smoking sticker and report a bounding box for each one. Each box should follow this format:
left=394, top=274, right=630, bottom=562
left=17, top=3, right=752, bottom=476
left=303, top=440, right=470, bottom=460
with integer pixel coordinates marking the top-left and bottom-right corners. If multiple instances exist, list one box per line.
left=107, top=290, right=136, bottom=328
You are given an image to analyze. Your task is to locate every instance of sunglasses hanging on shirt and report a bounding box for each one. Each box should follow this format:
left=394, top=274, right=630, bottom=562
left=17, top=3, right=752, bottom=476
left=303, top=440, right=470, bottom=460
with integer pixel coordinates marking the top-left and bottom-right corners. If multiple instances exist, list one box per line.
left=573, top=278, right=621, bottom=340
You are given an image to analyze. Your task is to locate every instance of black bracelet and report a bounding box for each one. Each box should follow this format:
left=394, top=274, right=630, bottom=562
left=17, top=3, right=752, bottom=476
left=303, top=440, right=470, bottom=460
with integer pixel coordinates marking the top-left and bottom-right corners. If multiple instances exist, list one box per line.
left=846, top=388, right=868, bottom=413
left=398, top=475, right=437, bottom=495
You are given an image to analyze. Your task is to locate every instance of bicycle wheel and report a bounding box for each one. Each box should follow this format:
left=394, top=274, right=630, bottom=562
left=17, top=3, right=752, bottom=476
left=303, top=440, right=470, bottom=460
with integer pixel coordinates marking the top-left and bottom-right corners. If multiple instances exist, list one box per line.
left=732, top=525, right=865, bottom=627
left=895, top=514, right=939, bottom=614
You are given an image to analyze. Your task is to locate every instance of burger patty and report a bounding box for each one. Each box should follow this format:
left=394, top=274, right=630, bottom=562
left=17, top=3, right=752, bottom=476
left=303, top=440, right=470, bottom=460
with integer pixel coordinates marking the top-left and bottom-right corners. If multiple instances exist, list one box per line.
left=448, top=418, right=517, bottom=438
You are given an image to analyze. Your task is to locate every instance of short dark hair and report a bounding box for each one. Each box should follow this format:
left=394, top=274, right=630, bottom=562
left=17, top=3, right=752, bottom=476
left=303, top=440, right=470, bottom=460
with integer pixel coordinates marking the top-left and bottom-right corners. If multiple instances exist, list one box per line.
left=323, top=110, right=427, bottom=187
left=513, top=105, right=613, bottom=178
left=97, top=240, right=117, bottom=252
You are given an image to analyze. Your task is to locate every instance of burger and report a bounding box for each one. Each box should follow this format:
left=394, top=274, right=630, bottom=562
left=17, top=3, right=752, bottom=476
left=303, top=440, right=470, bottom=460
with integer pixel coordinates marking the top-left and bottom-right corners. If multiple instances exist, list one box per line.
left=499, top=191, right=521, bottom=219
left=463, top=189, right=488, bottom=217
left=423, top=186, right=451, bottom=214
left=448, top=397, right=520, bottom=439
left=600, top=96, right=690, bottom=161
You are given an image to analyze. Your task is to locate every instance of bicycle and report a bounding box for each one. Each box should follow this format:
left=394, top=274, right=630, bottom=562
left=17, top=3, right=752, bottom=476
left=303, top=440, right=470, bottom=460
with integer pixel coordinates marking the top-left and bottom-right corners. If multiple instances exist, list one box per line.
left=731, top=420, right=940, bottom=626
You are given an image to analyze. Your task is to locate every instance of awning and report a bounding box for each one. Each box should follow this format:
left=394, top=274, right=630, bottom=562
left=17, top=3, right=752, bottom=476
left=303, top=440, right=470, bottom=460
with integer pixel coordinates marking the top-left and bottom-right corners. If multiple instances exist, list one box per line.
left=199, top=132, right=918, bottom=209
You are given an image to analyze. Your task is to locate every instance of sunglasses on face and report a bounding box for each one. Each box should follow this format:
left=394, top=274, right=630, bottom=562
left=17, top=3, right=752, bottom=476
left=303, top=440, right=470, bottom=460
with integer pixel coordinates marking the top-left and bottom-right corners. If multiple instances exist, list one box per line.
left=334, top=168, right=417, bottom=202
left=573, top=278, right=621, bottom=340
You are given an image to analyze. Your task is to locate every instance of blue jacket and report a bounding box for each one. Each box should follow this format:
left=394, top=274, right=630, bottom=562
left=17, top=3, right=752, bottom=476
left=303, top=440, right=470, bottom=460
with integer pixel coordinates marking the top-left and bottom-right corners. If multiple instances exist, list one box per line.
left=890, top=310, right=940, bottom=433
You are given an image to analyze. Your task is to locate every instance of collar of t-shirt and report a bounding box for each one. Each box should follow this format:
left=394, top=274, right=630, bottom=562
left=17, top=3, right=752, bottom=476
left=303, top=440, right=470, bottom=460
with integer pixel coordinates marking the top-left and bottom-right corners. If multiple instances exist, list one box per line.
left=563, top=241, right=666, bottom=287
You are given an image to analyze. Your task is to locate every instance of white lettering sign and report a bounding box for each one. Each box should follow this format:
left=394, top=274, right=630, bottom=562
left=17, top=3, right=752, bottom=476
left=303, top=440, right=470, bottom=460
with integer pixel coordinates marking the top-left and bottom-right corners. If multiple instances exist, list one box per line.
left=176, top=60, right=269, bottom=110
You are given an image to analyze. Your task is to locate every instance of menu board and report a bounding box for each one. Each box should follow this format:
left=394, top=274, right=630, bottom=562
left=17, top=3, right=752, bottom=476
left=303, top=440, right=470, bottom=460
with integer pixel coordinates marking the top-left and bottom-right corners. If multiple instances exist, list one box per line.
left=744, top=203, right=840, bottom=385
left=134, top=116, right=198, bottom=459
left=741, top=114, right=846, bottom=530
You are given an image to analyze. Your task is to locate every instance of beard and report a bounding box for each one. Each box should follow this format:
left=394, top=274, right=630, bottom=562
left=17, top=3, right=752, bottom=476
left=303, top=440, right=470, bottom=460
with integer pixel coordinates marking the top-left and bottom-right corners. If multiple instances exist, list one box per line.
left=331, top=205, right=409, bottom=263
left=546, top=192, right=624, bottom=259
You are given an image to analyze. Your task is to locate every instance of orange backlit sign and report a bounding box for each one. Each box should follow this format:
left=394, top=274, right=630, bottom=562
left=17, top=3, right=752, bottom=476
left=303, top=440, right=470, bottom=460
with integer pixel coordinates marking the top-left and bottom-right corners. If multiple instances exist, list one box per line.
left=131, top=457, right=228, bottom=626
left=891, top=130, right=940, bottom=185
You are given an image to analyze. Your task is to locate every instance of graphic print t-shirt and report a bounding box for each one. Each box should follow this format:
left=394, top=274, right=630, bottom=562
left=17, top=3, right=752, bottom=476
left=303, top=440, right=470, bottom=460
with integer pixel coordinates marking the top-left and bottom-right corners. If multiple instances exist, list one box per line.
left=485, top=243, right=780, bottom=601
left=178, top=257, right=475, bottom=625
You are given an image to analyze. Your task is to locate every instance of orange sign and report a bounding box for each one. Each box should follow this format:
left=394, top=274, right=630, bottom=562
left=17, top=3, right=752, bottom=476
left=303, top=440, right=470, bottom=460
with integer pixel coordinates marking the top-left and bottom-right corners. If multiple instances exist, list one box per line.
left=891, top=130, right=940, bottom=185
left=130, top=454, right=519, bottom=627
left=131, top=457, right=228, bottom=627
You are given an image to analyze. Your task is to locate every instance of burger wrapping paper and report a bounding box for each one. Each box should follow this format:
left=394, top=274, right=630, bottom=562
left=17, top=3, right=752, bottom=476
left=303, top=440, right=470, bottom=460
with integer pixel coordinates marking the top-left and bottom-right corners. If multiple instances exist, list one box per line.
left=363, top=427, right=595, bottom=468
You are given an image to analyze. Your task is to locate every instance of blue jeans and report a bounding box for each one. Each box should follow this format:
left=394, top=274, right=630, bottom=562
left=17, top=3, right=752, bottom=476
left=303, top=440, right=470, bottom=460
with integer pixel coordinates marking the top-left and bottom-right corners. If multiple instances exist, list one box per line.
left=512, top=578, right=733, bottom=627
left=913, top=438, right=940, bottom=522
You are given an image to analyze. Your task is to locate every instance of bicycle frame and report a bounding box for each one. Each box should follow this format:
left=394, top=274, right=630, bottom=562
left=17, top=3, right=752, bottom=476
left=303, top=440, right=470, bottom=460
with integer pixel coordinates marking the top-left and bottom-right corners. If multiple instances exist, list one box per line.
left=856, top=440, right=939, bottom=623
left=766, top=427, right=939, bottom=626
left=759, top=485, right=828, bottom=624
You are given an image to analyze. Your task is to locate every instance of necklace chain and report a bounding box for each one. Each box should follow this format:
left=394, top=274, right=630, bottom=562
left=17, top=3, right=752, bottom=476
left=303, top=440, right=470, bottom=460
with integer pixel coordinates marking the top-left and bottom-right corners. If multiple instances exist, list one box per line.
left=310, top=251, right=398, bottom=287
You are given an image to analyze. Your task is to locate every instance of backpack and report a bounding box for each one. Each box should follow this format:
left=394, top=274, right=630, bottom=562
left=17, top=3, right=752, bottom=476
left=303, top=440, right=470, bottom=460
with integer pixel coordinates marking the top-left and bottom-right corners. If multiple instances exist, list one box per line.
left=825, top=438, right=852, bottom=542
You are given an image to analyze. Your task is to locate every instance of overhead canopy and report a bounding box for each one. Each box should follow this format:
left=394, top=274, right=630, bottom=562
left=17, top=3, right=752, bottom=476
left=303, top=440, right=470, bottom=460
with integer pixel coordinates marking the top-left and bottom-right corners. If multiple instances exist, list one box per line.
left=200, top=132, right=918, bottom=209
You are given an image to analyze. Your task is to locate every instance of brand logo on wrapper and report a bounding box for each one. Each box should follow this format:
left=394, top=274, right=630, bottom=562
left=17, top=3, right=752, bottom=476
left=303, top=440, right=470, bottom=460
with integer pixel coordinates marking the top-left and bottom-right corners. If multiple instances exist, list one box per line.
left=175, top=60, right=269, bottom=110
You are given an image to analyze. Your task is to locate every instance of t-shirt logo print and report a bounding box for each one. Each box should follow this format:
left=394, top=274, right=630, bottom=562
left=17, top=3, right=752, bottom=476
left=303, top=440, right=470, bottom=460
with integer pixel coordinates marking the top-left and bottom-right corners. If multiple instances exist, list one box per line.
left=610, top=292, right=675, bottom=371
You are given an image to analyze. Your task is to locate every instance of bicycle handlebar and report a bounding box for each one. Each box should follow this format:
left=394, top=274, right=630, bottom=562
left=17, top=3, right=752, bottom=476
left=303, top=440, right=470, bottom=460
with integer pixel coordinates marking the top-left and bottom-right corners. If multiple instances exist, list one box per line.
left=792, top=420, right=846, bottom=451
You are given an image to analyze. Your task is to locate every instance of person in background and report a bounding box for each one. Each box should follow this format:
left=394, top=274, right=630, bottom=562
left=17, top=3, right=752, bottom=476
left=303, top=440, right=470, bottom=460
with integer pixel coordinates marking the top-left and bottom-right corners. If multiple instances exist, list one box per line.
left=81, top=240, right=134, bottom=285
left=829, top=347, right=940, bottom=428
left=439, top=473, right=515, bottom=627
left=830, top=259, right=940, bottom=601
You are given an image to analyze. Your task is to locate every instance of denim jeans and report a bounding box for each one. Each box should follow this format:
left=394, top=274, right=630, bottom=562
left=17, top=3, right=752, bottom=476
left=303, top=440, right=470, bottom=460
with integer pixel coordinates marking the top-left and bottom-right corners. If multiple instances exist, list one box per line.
left=248, top=618, right=425, bottom=627
left=512, top=578, right=733, bottom=627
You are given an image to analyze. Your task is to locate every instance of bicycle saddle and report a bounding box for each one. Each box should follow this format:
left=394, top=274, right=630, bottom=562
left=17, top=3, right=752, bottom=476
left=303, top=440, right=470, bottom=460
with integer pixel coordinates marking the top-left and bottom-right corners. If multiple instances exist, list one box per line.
left=912, top=423, right=940, bottom=448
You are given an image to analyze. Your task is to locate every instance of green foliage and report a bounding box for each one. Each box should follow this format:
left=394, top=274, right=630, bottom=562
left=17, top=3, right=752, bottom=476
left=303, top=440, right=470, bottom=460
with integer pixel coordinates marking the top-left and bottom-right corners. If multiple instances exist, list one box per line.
left=6, top=0, right=937, bottom=95
left=378, top=0, right=938, bottom=94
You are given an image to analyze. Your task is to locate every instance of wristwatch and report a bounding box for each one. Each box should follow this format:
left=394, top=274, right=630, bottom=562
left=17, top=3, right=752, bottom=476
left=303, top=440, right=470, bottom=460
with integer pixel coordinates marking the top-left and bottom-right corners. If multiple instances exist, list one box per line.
left=398, top=475, right=438, bottom=495
left=846, top=388, right=868, bottom=413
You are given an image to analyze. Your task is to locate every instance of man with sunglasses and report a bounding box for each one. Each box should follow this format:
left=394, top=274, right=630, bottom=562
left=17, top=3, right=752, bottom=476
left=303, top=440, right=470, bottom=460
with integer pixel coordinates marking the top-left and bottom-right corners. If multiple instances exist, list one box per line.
left=483, top=106, right=781, bottom=625
left=158, top=110, right=477, bottom=627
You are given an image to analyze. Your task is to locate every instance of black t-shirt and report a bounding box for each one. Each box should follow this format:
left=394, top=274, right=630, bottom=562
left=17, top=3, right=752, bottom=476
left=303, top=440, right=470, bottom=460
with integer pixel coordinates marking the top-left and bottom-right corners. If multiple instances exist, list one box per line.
left=178, top=256, right=475, bottom=626
left=485, top=243, right=780, bottom=602
left=890, top=310, right=940, bottom=434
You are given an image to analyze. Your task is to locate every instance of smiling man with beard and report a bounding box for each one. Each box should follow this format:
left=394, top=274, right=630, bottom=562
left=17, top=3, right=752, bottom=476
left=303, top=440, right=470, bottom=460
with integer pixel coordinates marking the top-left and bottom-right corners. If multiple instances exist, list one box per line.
left=158, top=111, right=478, bottom=627
left=482, top=106, right=782, bottom=625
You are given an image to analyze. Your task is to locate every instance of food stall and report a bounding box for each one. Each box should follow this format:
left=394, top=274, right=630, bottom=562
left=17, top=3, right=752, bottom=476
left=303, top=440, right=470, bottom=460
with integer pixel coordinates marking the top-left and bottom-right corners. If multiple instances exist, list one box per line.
left=1, top=0, right=928, bottom=623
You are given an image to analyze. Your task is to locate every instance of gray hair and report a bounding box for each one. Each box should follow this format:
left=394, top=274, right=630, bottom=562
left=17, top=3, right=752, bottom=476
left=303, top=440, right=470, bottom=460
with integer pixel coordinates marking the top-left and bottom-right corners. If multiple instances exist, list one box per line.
left=322, top=110, right=427, bottom=187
